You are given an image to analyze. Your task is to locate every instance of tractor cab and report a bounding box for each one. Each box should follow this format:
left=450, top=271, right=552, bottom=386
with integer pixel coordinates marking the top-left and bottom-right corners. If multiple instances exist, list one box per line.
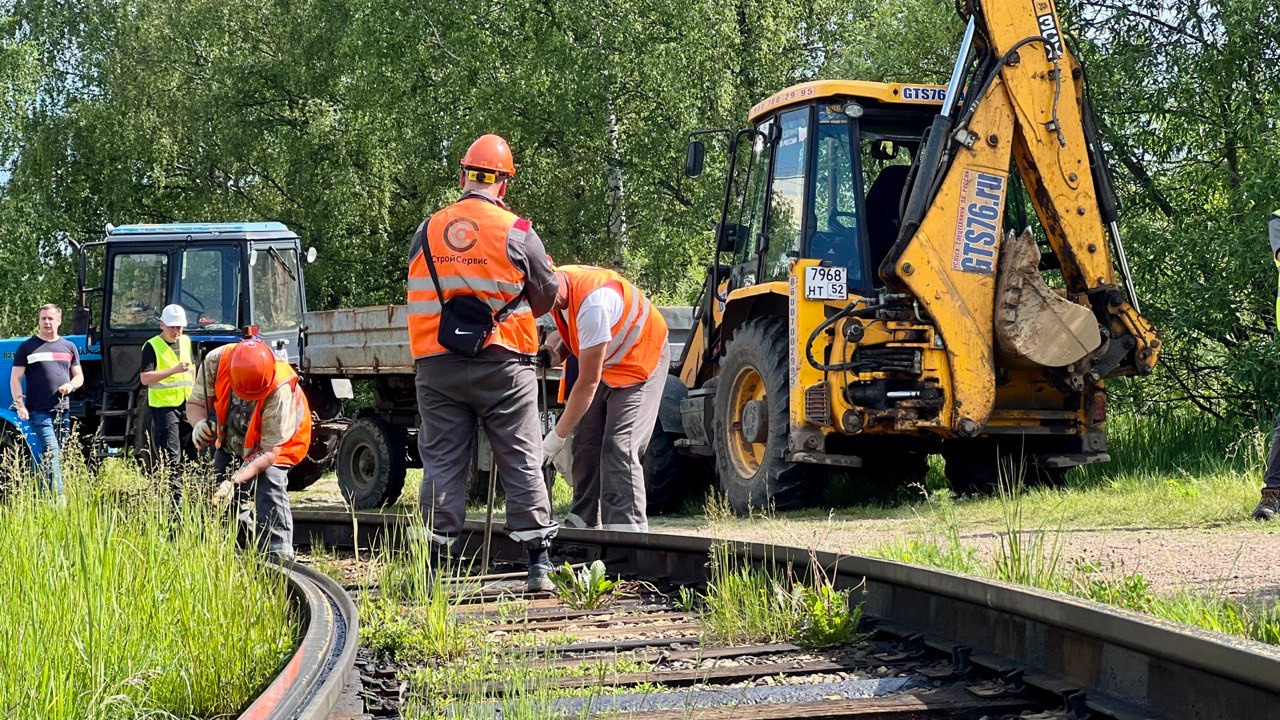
left=75, top=222, right=311, bottom=454
left=688, top=81, right=944, bottom=300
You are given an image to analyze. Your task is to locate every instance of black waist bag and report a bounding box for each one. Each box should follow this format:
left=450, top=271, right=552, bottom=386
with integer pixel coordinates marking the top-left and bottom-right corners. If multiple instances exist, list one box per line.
left=424, top=246, right=524, bottom=358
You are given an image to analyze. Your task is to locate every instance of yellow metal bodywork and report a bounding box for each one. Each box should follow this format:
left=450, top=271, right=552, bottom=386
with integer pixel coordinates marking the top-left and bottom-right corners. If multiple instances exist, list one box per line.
left=686, top=0, right=1160, bottom=469
left=889, top=77, right=1016, bottom=432
left=749, top=80, right=946, bottom=122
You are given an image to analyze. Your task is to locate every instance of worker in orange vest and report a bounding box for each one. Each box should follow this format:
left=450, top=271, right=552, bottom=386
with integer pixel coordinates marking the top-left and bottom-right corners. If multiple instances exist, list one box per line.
left=542, top=265, right=669, bottom=532
left=407, top=133, right=560, bottom=590
left=186, top=338, right=312, bottom=562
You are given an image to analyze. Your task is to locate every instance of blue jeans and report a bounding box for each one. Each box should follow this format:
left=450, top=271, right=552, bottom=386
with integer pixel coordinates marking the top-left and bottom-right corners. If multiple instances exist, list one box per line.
left=28, top=410, right=67, bottom=495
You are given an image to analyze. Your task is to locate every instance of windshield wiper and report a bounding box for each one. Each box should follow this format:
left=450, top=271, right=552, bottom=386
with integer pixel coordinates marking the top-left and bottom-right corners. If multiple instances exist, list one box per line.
left=265, top=246, right=297, bottom=280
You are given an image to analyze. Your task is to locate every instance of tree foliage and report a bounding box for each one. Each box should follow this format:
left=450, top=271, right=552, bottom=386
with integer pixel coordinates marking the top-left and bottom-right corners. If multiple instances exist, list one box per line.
left=1, top=0, right=1279, bottom=417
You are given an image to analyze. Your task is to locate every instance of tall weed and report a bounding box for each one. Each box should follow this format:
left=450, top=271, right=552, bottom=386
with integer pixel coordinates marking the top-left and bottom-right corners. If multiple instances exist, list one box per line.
left=0, top=453, right=295, bottom=720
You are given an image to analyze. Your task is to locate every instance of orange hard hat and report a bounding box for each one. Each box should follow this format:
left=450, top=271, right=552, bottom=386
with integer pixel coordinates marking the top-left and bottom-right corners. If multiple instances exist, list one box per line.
left=229, top=339, right=278, bottom=401
left=461, top=134, right=516, bottom=179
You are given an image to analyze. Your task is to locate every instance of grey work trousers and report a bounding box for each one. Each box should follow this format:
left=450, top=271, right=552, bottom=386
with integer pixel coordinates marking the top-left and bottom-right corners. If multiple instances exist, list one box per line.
left=566, top=346, right=670, bottom=532
left=415, top=355, right=557, bottom=546
left=214, top=448, right=295, bottom=561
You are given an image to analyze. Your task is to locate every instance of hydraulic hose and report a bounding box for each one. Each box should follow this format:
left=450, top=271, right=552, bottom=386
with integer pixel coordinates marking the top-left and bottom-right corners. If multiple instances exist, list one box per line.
left=804, top=301, right=889, bottom=372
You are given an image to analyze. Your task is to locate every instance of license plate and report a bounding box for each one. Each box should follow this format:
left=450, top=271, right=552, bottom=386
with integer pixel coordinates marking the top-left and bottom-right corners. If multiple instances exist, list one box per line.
left=804, top=266, right=848, bottom=300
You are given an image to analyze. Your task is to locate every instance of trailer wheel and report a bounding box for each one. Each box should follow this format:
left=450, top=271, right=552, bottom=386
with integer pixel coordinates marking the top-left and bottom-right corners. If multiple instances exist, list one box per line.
left=336, top=417, right=407, bottom=509
left=713, top=317, right=815, bottom=516
left=287, top=457, right=327, bottom=492
left=288, top=432, right=337, bottom=491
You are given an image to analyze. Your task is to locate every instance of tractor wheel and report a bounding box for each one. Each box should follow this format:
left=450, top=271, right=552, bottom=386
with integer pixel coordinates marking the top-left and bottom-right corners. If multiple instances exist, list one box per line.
left=336, top=417, right=407, bottom=509
left=942, top=438, right=1001, bottom=495
left=713, top=317, right=817, bottom=516
left=643, top=422, right=710, bottom=515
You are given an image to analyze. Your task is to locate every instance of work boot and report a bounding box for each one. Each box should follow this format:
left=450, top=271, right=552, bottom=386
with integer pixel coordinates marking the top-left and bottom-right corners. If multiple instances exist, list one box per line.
left=526, top=543, right=555, bottom=593
left=1252, top=489, right=1280, bottom=521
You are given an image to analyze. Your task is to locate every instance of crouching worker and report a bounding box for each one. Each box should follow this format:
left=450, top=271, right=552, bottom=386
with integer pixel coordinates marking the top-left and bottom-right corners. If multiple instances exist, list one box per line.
left=186, top=339, right=311, bottom=562
left=542, top=265, right=668, bottom=532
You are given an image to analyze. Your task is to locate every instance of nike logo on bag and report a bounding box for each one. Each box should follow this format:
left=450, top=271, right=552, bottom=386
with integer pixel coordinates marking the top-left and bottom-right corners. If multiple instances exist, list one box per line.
left=454, top=329, right=475, bottom=335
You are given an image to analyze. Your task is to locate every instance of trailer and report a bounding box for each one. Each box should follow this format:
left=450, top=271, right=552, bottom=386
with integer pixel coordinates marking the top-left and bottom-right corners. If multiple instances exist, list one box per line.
left=300, top=303, right=698, bottom=509
left=0, top=221, right=698, bottom=511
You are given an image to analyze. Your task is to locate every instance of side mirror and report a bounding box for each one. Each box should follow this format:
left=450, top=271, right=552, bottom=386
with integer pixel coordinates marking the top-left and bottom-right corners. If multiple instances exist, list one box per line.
left=871, top=140, right=899, bottom=160
left=306, top=247, right=318, bottom=263
left=248, top=249, right=258, bottom=267
left=684, top=140, right=706, bottom=177
left=71, top=306, right=92, bottom=336
left=715, top=222, right=740, bottom=253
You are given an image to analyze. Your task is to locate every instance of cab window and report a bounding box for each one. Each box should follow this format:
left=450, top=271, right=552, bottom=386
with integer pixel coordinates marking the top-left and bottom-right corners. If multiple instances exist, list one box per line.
left=178, top=247, right=240, bottom=330
left=731, top=126, right=772, bottom=289
left=761, top=107, right=810, bottom=282
left=108, top=253, right=167, bottom=329
left=252, top=247, right=302, bottom=333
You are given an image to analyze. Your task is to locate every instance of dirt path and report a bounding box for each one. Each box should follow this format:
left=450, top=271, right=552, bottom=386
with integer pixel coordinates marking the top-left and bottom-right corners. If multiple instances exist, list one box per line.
left=294, top=478, right=1280, bottom=603
left=649, top=518, right=1280, bottom=603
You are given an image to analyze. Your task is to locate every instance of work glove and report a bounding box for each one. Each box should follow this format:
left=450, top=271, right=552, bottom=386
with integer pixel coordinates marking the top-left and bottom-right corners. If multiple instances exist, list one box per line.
left=211, top=480, right=235, bottom=507
left=542, top=429, right=567, bottom=467
left=192, top=419, right=217, bottom=449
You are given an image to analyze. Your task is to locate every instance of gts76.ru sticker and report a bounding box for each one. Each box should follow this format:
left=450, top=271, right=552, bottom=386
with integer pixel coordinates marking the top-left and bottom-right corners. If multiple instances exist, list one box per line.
left=951, top=169, right=1007, bottom=275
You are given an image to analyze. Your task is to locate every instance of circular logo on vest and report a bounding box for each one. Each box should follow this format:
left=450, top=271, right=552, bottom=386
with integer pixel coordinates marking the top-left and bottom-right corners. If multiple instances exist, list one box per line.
left=443, top=217, right=480, bottom=253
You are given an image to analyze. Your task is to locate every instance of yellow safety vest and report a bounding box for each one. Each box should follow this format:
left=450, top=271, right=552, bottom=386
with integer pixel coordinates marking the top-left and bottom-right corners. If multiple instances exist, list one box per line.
left=145, top=334, right=193, bottom=407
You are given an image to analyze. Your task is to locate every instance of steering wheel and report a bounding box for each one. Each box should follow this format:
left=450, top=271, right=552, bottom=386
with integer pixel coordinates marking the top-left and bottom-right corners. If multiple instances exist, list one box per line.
left=829, top=212, right=858, bottom=233
left=178, top=289, right=206, bottom=319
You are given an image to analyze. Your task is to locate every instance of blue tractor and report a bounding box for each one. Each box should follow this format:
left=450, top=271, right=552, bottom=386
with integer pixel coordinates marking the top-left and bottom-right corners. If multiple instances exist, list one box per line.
left=0, top=222, right=338, bottom=488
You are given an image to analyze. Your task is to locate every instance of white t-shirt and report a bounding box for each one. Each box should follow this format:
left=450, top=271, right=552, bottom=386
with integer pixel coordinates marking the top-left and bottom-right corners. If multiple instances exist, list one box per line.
left=567, top=287, right=624, bottom=350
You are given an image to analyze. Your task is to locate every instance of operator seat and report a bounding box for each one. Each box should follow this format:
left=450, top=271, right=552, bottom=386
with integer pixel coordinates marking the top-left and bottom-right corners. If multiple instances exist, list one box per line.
left=865, top=164, right=911, bottom=279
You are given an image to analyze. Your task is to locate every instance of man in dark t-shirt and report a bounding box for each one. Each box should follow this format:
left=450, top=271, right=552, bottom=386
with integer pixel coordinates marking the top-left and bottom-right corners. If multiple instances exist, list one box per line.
left=9, top=304, right=83, bottom=496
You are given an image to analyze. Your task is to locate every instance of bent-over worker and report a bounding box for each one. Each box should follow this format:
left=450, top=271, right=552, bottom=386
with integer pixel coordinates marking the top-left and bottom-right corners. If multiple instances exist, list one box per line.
left=139, top=304, right=194, bottom=505
left=407, top=133, right=560, bottom=591
left=187, top=339, right=311, bottom=561
left=542, top=265, right=669, bottom=532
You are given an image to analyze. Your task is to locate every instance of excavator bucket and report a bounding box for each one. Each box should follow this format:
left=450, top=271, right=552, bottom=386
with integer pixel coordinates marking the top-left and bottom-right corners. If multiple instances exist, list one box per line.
left=994, top=230, right=1101, bottom=368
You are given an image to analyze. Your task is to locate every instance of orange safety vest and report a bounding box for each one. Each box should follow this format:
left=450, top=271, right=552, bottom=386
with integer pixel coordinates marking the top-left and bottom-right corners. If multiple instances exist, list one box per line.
left=407, top=195, right=538, bottom=358
left=214, top=347, right=313, bottom=467
left=552, top=265, right=668, bottom=388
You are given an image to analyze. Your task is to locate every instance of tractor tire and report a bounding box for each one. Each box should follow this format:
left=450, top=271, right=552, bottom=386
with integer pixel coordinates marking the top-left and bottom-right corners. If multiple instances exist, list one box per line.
left=336, top=417, right=407, bottom=509
left=942, top=438, right=1000, bottom=495
left=643, top=423, right=710, bottom=515
left=857, top=451, right=930, bottom=489
left=713, top=317, right=817, bottom=516
left=0, top=420, right=30, bottom=498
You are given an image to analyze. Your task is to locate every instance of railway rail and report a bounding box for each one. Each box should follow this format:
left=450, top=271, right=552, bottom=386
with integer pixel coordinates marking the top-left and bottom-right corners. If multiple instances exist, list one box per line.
left=249, top=510, right=1280, bottom=720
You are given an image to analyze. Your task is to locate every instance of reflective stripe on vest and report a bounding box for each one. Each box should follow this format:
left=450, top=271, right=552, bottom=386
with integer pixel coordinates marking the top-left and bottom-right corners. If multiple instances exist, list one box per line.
left=551, top=265, right=668, bottom=388
left=213, top=346, right=312, bottom=467
left=407, top=196, right=539, bottom=358
left=145, top=334, right=193, bottom=407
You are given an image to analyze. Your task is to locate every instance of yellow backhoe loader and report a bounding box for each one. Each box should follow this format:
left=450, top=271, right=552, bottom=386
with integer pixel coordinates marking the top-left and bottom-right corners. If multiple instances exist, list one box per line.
left=670, top=0, right=1160, bottom=514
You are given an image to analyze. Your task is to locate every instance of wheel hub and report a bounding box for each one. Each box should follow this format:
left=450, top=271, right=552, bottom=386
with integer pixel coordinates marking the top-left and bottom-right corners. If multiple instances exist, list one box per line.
left=726, top=365, right=768, bottom=478
left=741, top=399, right=768, bottom=444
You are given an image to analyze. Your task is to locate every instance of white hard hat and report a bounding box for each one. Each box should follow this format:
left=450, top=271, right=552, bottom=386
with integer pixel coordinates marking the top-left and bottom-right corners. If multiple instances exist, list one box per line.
left=160, top=304, right=188, bottom=327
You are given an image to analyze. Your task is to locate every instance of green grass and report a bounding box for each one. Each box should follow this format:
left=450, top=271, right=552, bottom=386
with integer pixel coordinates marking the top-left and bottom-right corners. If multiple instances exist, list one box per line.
left=698, top=541, right=862, bottom=648
left=0, top=455, right=297, bottom=720
left=870, top=476, right=1280, bottom=648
